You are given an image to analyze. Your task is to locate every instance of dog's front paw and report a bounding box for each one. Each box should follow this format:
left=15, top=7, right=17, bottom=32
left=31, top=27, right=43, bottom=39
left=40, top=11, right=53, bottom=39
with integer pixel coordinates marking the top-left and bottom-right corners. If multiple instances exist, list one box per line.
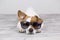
left=19, top=29, right=26, bottom=33
left=36, top=30, right=41, bottom=33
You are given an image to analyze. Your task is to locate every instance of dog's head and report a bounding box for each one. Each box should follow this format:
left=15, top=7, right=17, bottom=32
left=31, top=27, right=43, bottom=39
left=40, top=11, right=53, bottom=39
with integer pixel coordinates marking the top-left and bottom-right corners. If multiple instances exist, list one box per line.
left=18, top=10, right=43, bottom=34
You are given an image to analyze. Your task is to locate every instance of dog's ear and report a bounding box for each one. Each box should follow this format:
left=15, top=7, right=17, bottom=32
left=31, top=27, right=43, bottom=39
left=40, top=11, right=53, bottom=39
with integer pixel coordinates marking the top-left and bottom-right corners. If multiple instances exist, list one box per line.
left=18, top=10, right=27, bottom=21
left=35, top=16, right=43, bottom=23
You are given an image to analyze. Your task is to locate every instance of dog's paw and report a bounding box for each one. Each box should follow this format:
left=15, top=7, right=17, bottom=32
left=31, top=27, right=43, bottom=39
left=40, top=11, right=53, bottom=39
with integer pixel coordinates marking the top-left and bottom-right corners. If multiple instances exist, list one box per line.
left=19, top=29, right=26, bottom=33
left=36, top=30, right=41, bottom=33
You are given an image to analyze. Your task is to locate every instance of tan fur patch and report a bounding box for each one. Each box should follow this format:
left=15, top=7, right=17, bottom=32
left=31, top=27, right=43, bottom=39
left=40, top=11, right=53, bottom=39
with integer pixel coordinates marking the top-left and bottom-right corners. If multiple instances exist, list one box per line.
left=18, top=10, right=27, bottom=21
left=31, top=16, right=43, bottom=23
left=38, top=18, right=43, bottom=23
left=31, top=16, right=38, bottom=22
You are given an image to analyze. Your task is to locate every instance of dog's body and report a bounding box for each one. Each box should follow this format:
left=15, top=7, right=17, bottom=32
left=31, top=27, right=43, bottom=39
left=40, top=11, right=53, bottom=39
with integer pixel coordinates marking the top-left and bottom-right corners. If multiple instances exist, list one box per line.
left=17, top=8, right=44, bottom=34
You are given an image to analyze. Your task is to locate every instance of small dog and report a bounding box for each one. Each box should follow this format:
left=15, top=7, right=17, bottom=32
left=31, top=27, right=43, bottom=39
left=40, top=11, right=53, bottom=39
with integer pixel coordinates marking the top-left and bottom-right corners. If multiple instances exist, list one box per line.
left=17, top=8, right=44, bottom=34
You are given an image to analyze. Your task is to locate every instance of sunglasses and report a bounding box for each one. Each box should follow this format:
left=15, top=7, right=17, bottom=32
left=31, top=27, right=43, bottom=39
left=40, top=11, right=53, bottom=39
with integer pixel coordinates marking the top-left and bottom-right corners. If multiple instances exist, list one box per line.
left=21, top=22, right=42, bottom=29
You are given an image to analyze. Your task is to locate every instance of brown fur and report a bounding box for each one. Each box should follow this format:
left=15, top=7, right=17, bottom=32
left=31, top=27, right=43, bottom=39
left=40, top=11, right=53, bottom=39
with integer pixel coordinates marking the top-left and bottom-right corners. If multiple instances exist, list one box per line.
left=31, top=16, right=37, bottom=22
left=31, top=16, right=43, bottom=23
left=18, top=10, right=27, bottom=21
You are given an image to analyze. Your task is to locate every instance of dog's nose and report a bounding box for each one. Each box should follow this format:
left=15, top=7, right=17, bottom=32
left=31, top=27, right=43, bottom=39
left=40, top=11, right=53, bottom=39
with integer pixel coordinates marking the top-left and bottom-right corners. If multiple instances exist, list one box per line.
left=29, top=28, right=33, bottom=33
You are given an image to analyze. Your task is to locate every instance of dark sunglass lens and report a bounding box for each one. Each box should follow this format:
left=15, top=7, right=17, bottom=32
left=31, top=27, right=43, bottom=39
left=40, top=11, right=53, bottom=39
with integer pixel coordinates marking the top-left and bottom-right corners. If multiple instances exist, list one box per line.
left=32, top=22, right=42, bottom=29
left=37, top=23, right=42, bottom=29
left=26, top=22, right=30, bottom=26
left=38, top=23, right=41, bottom=26
left=21, top=22, right=30, bottom=29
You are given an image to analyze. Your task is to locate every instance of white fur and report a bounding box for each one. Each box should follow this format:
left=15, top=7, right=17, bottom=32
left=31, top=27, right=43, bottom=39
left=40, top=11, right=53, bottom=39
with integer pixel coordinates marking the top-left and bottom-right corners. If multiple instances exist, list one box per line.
left=40, top=22, right=44, bottom=30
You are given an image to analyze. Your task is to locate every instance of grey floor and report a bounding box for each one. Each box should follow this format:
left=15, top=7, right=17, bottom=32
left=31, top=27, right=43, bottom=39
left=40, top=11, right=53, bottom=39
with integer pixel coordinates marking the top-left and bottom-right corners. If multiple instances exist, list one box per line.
left=0, top=14, right=60, bottom=40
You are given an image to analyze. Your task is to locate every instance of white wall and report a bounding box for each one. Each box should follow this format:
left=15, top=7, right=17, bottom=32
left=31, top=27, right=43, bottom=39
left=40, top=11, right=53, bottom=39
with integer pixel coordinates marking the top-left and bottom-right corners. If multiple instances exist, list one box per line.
left=0, top=0, right=60, bottom=14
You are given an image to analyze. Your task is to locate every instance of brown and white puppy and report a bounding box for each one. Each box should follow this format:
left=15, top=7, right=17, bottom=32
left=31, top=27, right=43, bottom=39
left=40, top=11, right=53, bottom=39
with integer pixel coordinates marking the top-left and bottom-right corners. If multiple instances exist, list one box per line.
left=17, top=9, right=43, bottom=34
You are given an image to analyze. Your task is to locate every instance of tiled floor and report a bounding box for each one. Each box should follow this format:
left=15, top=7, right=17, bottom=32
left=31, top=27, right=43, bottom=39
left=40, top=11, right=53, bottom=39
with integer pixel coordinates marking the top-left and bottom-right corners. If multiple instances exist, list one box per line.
left=0, top=14, right=60, bottom=40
